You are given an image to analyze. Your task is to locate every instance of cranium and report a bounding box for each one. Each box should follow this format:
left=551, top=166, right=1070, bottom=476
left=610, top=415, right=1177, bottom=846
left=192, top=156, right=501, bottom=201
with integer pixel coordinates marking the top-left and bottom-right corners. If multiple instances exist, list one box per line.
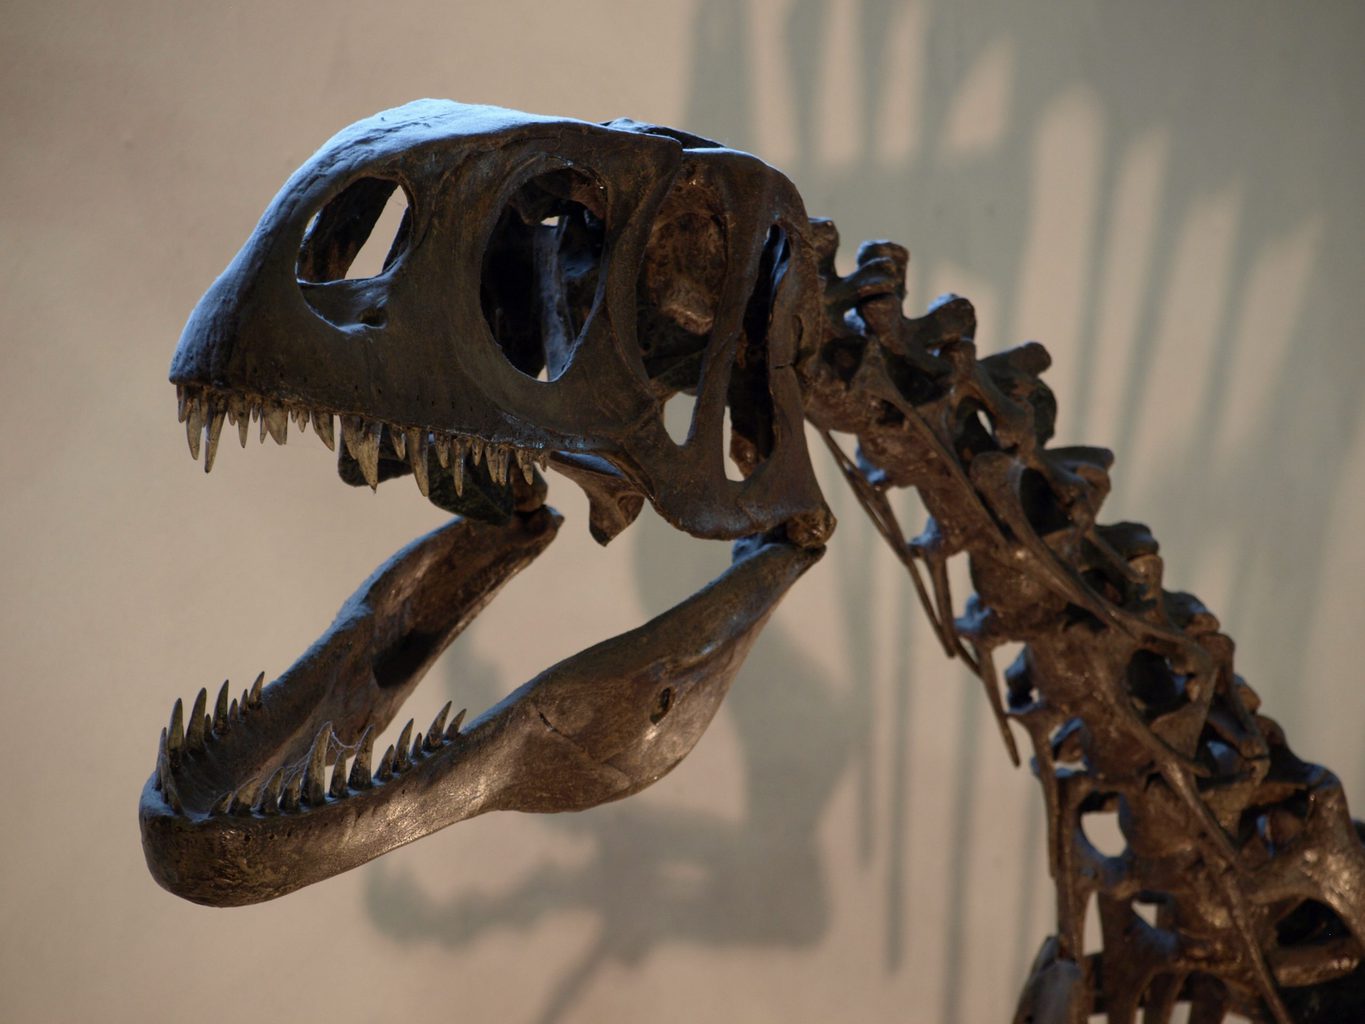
left=170, top=99, right=831, bottom=542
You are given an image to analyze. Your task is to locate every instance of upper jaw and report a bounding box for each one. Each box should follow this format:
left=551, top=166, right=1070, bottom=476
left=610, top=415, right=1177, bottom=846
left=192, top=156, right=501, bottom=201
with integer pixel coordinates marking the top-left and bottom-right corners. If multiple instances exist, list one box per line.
left=165, top=101, right=675, bottom=457
left=175, top=380, right=551, bottom=512
left=170, top=98, right=832, bottom=544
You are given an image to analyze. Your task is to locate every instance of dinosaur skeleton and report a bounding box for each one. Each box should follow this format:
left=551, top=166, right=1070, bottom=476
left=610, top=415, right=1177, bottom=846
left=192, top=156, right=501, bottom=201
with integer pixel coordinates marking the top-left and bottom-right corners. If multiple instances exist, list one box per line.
left=141, top=101, right=1364, bottom=1022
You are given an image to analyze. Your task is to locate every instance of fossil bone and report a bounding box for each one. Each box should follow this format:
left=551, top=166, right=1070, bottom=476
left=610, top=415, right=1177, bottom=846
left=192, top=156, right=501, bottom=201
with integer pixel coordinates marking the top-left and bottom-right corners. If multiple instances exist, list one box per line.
left=142, top=101, right=1364, bottom=1022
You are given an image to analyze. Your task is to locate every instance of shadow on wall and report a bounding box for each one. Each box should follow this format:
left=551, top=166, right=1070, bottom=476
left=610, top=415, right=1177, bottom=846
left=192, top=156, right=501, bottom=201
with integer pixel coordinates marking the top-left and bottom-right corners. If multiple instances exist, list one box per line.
left=362, top=2, right=1364, bottom=1021
left=364, top=514, right=859, bottom=1024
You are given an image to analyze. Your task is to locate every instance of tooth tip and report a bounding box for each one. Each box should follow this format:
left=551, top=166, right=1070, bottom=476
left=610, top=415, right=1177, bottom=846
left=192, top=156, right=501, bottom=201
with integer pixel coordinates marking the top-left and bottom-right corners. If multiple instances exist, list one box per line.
left=168, top=698, right=185, bottom=751
left=447, top=708, right=468, bottom=738
left=212, top=680, right=231, bottom=733
left=186, top=687, right=209, bottom=748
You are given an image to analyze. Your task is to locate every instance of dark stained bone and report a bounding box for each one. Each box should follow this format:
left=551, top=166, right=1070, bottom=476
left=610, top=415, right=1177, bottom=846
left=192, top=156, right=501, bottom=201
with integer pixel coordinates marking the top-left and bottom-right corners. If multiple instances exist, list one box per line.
left=171, top=100, right=831, bottom=544
left=146, top=102, right=1363, bottom=1021
left=143, top=512, right=818, bottom=906
left=801, top=230, right=1365, bottom=1023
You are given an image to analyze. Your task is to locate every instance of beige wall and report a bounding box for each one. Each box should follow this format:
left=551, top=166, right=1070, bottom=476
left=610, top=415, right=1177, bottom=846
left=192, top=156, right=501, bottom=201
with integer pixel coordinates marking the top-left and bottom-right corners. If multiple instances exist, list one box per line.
left=3, top=2, right=1363, bottom=1021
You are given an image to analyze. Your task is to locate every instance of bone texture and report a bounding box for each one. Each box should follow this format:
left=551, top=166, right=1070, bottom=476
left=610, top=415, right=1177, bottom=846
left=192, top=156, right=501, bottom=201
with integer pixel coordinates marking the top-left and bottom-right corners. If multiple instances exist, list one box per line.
left=147, top=102, right=1364, bottom=1019
left=797, top=228, right=1365, bottom=1022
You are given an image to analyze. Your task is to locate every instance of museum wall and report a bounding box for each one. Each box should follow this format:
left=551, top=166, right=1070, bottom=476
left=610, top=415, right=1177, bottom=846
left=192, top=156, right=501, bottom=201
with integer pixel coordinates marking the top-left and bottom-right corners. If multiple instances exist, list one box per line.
left=2, top=2, right=1362, bottom=1021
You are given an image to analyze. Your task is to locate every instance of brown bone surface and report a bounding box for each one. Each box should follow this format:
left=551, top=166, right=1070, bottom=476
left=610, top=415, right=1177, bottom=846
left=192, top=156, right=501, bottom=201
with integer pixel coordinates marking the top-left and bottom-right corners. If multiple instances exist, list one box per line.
left=145, top=101, right=1364, bottom=1022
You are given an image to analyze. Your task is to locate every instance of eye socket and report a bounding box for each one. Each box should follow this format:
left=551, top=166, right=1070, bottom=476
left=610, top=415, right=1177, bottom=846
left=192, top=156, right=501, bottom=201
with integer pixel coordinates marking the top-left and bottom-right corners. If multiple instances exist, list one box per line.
left=649, top=687, right=673, bottom=725
left=480, top=167, right=606, bottom=382
left=297, top=177, right=412, bottom=284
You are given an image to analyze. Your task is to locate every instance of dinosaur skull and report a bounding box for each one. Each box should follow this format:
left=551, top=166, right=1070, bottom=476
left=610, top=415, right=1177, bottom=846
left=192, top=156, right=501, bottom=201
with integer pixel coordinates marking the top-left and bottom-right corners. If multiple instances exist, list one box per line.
left=170, top=99, right=831, bottom=542
left=143, top=102, right=830, bottom=905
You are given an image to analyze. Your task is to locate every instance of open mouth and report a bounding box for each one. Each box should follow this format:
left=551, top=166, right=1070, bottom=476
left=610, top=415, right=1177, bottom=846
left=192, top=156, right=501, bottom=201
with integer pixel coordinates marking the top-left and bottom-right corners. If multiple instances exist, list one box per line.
left=141, top=384, right=821, bottom=907
left=141, top=101, right=833, bottom=906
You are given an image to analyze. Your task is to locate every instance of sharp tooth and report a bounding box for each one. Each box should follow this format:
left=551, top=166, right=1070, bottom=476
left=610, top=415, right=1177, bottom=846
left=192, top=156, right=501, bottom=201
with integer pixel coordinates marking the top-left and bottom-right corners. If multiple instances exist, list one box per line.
left=291, top=405, right=310, bottom=432
left=185, top=394, right=205, bottom=461
left=357, top=420, right=382, bottom=489
left=470, top=436, right=484, bottom=466
left=176, top=384, right=189, bottom=423
left=162, top=772, right=183, bottom=813
left=263, top=402, right=289, bottom=445
left=185, top=688, right=208, bottom=750
left=452, top=447, right=465, bottom=496
left=389, top=425, right=407, bottom=460
left=156, top=727, right=170, bottom=789
left=212, top=680, right=230, bottom=735
left=312, top=410, right=336, bottom=451
left=395, top=719, right=414, bottom=770
left=203, top=406, right=226, bottom=473
left=483, top=442, right=499, bottom=486
left=445, top=708, right=467, bottom=740
left=342, top=416, right=381, bottom=489
left=282, top=771, right=303, bottom=812
left=329, top=750, right=349, bottom=798
left=434, top=433, right=451, bottom=468
left=515, top=448, right=534, bottom=484
left=375, top=745, right=396, bottom=782
left=341, top=415, right=364, bottom=460
left=258, top=767, right=284, bottom=814
left=167, top=698, right=184, bottom=755
left=210, top=790, right=233, bottom=816
left=248, top=671, right=264, bottom=708
left=449, top=435, right=468, bottom=469
left=228, top=697, right=239, bottom=723
left=407, top=428, right=424, bottom=465
left=348, top=726, right=375, bottom=789
left=426, top=702, right=452, bottom=749
left=535, top=450, right=549, bottom=471
left=239, top=688, right=250, bottom=715
left=304, top=723, right=332, bottom=804
left=231, top=778, right=260, bottom=815
left=226, top=394, right=249, bottom=448
left=411, top=439, right=430, bottom=497
left=364, top=421, right=384, bottom=488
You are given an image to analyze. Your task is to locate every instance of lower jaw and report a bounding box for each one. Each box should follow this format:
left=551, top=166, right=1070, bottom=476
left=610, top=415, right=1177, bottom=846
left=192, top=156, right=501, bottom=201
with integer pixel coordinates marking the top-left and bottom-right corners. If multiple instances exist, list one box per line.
left=141, top=499, right=821, bottom=907
left=140, top=507, right=564, bottom=905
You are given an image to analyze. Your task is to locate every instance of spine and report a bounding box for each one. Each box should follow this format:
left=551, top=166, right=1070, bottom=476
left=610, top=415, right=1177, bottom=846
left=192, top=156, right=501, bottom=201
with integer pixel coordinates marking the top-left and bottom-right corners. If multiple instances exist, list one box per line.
left=796, top=222, right=1365, bottom=1024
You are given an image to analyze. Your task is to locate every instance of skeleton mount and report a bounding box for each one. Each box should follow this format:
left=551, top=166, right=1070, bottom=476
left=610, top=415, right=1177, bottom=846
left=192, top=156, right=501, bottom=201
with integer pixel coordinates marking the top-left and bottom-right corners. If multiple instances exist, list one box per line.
left=143, top=102, right=1364, bottom=1022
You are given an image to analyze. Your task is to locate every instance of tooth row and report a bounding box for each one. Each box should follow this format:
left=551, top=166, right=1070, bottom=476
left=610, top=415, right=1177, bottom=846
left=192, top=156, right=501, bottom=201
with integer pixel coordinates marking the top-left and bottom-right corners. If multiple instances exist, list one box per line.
left=177, top=384, right=549, bottom=489
left=158, top=673, right=266, bottom=776
left=156, top=701, right=470, bottom=818
left=154, top=673, right=265, bottom=810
